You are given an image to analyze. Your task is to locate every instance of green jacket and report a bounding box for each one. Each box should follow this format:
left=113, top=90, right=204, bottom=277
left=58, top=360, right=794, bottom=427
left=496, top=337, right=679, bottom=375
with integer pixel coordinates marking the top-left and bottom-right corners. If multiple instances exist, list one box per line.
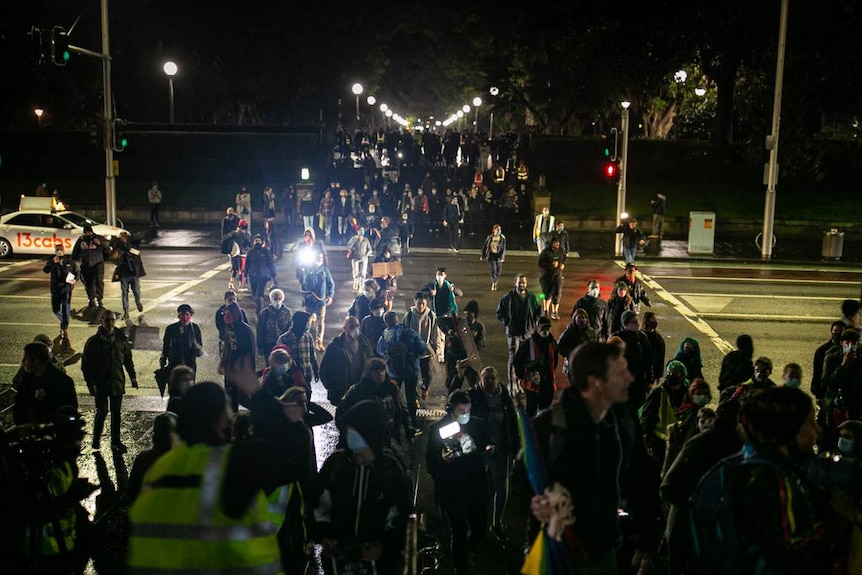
left=82, top=327, right=136, bottom=395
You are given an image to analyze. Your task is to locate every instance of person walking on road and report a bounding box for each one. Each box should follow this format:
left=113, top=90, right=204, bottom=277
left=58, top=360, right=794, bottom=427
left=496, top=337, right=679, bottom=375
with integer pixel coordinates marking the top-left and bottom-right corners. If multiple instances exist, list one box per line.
left=224, top=219, right=253, bottom=290
left=572, top=279, right=609, bottom=341
left=481, top=224, right=506, bottom=291
left=514, top=316, right=558, bottom=416
left=222, top=207, right=239, bottom=239
left=257, top=289, right=292, bottom=360
left=219, top=301, right=256, bottom=411
left=532, top=206, right=554, bottom=254
left=615, top=216, right=646, bottom=264
left=496, top=274, right=542, bottom=394
left=245, top=235, right=278, bottom=317
left=13, top=342, right=77, bottom=425
left=346, top=228, right=373, bottom=291
left=650, top=193, right=666, bottom=237
left=319, top=316, right=374, bottom=406
left=402, top=291, right=439, bottom=400
left=82, top=309, right=138, bottom=453
left=161, top=304, right=204, bottom=378
left=72, top=224, right=108, bottom=309
left=110, top=231, right=146, bottom=320
left=235, top=186, right=253, bottom=233
left=298, top=251, right=335, bottom=351
left=147, top=181, right=162, bottom=227
left=43, top=244, right=78, bottom=341
left=443, top=195, right=462, bottom=251
left=537, top=237, right=565, bottom=320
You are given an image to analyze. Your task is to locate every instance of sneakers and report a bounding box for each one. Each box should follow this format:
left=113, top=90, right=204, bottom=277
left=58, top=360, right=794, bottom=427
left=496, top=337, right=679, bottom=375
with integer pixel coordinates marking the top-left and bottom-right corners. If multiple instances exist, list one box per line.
left=491, top=283, right=497, bottom=291
left=111, top=443, right=128, bottom=454
left=136, top=301, right=144, bottom=312
left=121, top=312, right=129, bottom=321
left=315, top=341, right=325, bottom=352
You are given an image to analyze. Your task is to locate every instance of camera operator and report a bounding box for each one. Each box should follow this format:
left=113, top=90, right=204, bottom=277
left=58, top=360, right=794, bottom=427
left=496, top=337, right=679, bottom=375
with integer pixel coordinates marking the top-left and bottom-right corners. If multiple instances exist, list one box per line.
left=426, top=390, right=492, bottom=575
left=13, top=342, right=77, bottom=425
left=5, top=407, right=93, bottom=575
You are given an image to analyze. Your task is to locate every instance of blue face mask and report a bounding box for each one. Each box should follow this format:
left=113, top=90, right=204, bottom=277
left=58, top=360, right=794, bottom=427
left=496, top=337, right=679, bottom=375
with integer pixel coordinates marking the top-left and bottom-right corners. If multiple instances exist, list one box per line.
left=784, top=378, right=801, bottom=388
left=272, top=364, right=287, bottom=376
left=838, top=437, right=855, bottom=456
left=346, top=429, right=369, bottom=452
left=456, top=413, right=470, bottom=425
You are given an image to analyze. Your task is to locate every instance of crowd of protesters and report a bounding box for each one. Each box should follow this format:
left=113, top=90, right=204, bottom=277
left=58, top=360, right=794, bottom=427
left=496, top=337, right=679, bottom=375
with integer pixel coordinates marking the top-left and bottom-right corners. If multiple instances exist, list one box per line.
left=7, top=135, right=862, bottom=574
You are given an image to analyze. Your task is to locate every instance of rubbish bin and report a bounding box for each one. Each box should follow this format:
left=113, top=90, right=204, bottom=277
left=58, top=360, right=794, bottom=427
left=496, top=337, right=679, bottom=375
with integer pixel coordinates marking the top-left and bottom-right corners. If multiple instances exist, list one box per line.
left=822, top=229, right=844, bottom=260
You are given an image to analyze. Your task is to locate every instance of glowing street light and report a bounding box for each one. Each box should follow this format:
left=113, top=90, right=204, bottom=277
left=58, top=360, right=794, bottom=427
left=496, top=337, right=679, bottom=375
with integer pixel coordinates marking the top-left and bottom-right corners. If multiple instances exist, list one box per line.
left=472, top=97, right=482, bottom=130
left=351, top=83, right=363, bottom=121
left=488, top=87, right=499, bottom=136
left=34, top=107, right=44, bottom=128
left=379, top=103, right=388, bottom=112
left=384, top=108, right=392, bottom=129
left=163, top=61, right=178, bottom=124
left=489, top=86, right=499, bottom=96
left=694, top=87, right=706, bottom=97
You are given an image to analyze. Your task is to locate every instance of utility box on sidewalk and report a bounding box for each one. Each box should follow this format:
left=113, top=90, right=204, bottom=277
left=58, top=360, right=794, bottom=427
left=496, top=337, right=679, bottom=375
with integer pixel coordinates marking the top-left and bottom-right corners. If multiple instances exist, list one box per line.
left=688, top=212, right=715, bottom=254
left=822, top=229, right=844, bottom=260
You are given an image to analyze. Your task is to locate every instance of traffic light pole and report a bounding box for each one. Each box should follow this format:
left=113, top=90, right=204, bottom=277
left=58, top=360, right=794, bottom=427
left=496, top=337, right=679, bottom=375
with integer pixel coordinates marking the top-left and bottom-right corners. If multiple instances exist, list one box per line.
left=100, top=0, right=116, bottom=226
left=615, top=106, right=630, bottom=257
left=761, top=0, right=789, bottom=260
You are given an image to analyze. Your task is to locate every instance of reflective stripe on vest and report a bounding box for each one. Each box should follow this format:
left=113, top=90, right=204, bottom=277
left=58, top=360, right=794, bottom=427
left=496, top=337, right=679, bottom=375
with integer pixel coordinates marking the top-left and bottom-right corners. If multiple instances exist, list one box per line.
left=128, top=443, right=282, bottom=575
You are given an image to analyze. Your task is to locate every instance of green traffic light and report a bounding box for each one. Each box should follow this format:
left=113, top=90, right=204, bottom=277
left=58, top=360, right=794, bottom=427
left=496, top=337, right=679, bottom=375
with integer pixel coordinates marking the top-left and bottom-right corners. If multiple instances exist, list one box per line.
left=120, top=138, right=128, bottom=148
left=604, top=147, right=610, bottom=157
left=63, top=51, right=70, bottom=62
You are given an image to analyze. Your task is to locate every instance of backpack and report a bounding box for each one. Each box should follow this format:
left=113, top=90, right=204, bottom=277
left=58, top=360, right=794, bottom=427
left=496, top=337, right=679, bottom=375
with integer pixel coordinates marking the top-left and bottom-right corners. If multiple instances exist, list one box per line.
left=221, top=235, right=235, bottom=255
left=688, top=452, right=776, bottom=574
left=385, top=328, right=415, bottom=379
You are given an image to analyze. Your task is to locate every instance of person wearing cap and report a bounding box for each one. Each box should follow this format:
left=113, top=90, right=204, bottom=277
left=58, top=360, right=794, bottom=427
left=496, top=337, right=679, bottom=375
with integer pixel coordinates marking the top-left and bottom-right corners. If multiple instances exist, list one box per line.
left=224, top=218, right=253, bottom=290
left=71, top=224, right=108, bottom=309
left=312, top=400, right=410, bottom=574
left=82, top=309, right=138, bottom=453
left=12, top=342, right=77, bottom=425
left=109, top=230, right=146, bottom=320
left=219, top=301, right=256, bottom=412
left=257, top=289, right=292, bottom=360
left=571, top=279, right=610, bottom=342
left=614, top=216, right=646, bottom=264
left=616, top=262, right=650, bottom=312
left=613, top=309, right=653, bottom=410
left=43, top=244, right=79, bottom=342
left=222, top=207, right=240, bottom=239
left=346, top=226, right=373, bottom=291
left=514, top=315, right=558, bottom=416
left=361, top=298, right=386, bottom=353
left=161, top=304, right=204, bottom=378
left=320, top=316, right=374, bottom=406
left=235, top=186, right=253, bottom=233
left=245, top=234, right=278, bottom=317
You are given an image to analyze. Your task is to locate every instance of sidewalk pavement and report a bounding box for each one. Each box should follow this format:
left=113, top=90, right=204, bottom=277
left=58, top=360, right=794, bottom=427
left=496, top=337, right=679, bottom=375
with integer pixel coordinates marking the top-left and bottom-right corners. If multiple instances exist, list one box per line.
left=134, top=223, right=861, bottom=264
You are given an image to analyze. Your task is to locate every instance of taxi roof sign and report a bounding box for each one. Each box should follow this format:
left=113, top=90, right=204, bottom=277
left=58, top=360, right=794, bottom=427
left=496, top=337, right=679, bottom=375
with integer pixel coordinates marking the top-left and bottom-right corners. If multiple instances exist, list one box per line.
left=19, top=196, right=59, bottom=211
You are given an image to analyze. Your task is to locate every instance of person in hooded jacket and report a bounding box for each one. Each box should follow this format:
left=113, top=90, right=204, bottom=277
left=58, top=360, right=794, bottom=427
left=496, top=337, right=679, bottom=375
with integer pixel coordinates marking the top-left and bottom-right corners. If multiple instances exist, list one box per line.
left=225, top=219, right=253, bottom=290
left=257, top=288, right=292, bottom=360
left=720, top=355, right=778, bottom=405
left=718, top=334, right=756, bottom=392
left=402, top=291, right=439, bottom=400
left=109, top=231, right=146, bottom=320
left=811, top=322, right=844, bottom=401
left=245, top=234, right=278, bottom=316
left=348, top=279, right=378, bottom=321
left=641, top=311, right=666, bottom=388
left=313, top=400, right=410, bottom=575
left=614, top=310, right=654, bottom=410
left=607, top=280, right=635, bottom=336
left=261, top=347, right=307, bottom=398
left=377, top=311, right=427, bottom=429
left=337, top=357, right=413, bottom=445
left=662, top=378, right=713, bottom=477
left=220, top=301, right=256, bottom=412
left=670, top=336, right=704, bottom=382
left=557, top=308, right=598, bottom=362
left=571, top=279, right=609, bottom=341
left=361, top=298, right=386, bottom=355
left=640, top=360, right=690, bottom=468
left=320, top=316, right=374, bottom=406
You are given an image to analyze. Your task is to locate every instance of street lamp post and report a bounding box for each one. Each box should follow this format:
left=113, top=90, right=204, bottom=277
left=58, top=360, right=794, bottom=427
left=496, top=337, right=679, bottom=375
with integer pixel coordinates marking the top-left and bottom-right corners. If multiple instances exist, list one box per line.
left=472, top=97, right=482, bottom=132
left=489, top=87, right=499, bottom=137
left=366, top=95, right=376, bottom=133
left=615, top=100, right=631, bottom=257
left=34, top=108, right=44, bottom=128
left=163, top=61, right=178, bottom=124
left=385, top=108, right=392, bottom=129
left=352, top=83, right=363, bottom=122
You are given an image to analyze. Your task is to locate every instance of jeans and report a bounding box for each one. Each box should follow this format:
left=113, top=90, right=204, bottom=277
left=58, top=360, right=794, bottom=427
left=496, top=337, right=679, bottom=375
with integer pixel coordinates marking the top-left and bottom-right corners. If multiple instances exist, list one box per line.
left=486, top=452, right=511, bottom=528
left=488, top=259, right=503, bottom=285
left=397, top=376, right=420, bottom=427
left=149, top=203, right=160, bottom=224
left=506, top=334, right=528, bottom=394
left=337, top=216, right=350, bottom=236
left=623, top=245, right=636, bottom=264
left=120, top=276, right=142, bottom=315
left=81, top=263, right=105, bottom=303
left=351, top=258, right=368, bottom=283
left=304, top=305, right=327, bottom=346
left=652, top=213, right=664, bottom=237
left=51, top=290, right=72, bottom=329
left=302, top=215, right=315, bottom=231
left=93, top=394, right=123, bottom=446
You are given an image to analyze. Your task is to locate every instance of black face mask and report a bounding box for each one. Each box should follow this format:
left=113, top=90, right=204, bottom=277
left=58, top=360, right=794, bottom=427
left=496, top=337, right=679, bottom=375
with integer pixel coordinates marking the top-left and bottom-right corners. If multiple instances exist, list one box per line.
left=665, top=375, right=682, bottom=388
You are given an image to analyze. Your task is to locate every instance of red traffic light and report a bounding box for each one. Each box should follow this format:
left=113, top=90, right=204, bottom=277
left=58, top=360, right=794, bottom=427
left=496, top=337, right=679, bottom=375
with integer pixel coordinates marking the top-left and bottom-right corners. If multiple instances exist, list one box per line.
left=604, top=162, right=618, bottom=179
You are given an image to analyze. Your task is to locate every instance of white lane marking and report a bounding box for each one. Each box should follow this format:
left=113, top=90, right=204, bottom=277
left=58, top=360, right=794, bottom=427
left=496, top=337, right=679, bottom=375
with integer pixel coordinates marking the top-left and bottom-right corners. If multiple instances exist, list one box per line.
left=131, top=261, right=232, bottom=318
left=0, top=259, right=40, bottom=273
left=641, top=260, right=862, bottom=274
left=626, top=264, right=736, bottom=355
left=673, top=292, right=846, bottom=301
left=654, top=275, right=857, bottom=286
left=699, top=313, right=835, bottom=321
left=0, top=322, right=95, bottom=328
